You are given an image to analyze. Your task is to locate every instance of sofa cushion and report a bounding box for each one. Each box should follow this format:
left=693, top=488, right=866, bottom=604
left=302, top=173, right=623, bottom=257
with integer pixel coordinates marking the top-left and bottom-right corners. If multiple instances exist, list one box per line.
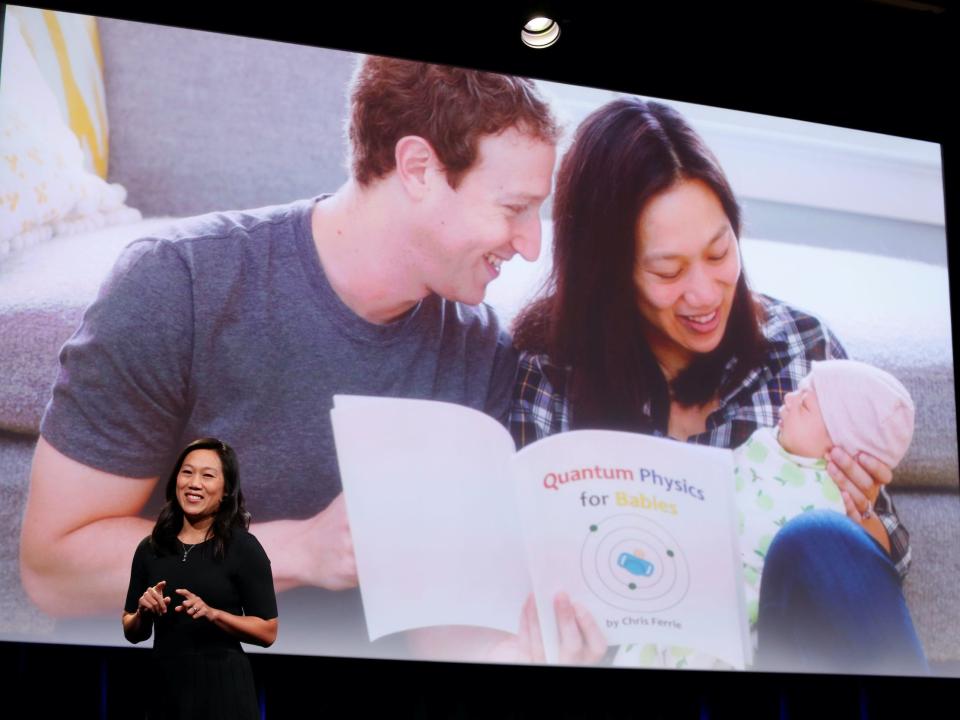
left=98, top=17, right=355, bottom=218
left=739, top=238, right=956, bottom=491
left=0, top=218, right=174, bottom=433
left=894, top=490, right=960, bottom=665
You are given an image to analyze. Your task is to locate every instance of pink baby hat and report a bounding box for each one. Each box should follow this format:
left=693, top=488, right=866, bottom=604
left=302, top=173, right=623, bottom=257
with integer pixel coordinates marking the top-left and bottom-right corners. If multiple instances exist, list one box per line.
left=807, top=359, right=915, bottom=468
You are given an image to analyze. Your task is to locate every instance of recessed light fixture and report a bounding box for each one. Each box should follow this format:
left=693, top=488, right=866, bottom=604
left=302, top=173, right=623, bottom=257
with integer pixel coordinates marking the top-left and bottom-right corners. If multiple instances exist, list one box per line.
left=521, top=17, right=560, bottom=49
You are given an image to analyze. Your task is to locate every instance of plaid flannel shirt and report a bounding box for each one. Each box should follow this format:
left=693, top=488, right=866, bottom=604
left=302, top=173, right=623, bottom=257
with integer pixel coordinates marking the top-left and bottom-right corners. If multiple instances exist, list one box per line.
left=510, top=294, right=911, bottom=578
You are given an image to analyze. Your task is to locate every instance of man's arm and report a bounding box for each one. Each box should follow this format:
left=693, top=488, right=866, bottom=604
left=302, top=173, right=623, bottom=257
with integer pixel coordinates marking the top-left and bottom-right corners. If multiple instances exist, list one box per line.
left=249, top=493, right=358, bottom=593
left=20, top=437, right=157, bottom=616
left=20, top=438, right=358, bottom=617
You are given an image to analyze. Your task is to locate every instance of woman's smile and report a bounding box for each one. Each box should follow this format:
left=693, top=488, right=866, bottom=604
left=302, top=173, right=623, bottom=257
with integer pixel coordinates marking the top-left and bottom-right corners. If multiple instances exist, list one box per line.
left=677, top=308, right=721, bottom=334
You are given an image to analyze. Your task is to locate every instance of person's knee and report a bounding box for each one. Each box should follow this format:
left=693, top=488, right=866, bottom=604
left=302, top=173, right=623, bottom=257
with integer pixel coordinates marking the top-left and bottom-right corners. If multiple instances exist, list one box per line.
left=766, top=510, right=860, bottom=563
left=757, top=512, right=926, bottom=675
left=762, top=510, right=878, bottom=589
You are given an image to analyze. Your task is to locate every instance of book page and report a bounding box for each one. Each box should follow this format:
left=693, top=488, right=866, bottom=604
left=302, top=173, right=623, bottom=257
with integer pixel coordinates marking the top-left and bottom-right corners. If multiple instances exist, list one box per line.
left=331, top=395, right=530, bottom=640
left=513, top=430, right=749, bottom=667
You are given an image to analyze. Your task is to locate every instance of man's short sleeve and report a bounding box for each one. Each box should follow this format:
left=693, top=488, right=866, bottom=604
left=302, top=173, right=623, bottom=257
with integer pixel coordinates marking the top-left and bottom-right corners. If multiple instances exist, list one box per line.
left=40, top=238, right=194, bottom=478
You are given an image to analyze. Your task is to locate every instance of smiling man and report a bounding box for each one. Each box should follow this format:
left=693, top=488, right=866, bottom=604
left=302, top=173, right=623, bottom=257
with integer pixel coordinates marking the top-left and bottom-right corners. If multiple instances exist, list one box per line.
left=20, top=56, right=559, bottom=657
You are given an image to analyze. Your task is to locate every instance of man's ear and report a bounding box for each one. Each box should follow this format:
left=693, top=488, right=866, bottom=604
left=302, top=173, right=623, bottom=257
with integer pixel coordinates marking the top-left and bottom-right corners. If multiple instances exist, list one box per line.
left=394, top=135, right=443, bottom=200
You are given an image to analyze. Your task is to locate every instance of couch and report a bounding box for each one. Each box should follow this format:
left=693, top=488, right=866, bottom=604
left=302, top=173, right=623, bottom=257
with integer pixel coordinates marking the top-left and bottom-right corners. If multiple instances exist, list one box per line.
left=1, top=15, right=957, bottom=672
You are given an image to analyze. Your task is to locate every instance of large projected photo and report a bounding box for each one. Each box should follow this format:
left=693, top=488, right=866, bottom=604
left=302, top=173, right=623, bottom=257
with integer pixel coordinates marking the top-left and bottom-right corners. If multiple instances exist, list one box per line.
left=1, top=6, right=956, bottom=678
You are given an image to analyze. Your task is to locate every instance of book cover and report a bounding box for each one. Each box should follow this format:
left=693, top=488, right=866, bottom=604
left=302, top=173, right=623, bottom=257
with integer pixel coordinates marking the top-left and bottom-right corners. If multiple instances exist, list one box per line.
left=331, top=394, right=750, bottom=667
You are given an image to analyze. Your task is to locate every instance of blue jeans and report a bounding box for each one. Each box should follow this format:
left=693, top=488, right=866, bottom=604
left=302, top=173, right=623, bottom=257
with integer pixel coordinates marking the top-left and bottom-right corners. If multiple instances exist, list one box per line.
left=755, top=510, right=929, bottom=675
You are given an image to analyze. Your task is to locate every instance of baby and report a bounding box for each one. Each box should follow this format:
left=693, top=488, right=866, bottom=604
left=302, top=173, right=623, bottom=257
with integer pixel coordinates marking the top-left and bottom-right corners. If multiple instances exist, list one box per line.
left=614, top=359, right=914, bottom=669
left=733, top=359, right=915, bottom=631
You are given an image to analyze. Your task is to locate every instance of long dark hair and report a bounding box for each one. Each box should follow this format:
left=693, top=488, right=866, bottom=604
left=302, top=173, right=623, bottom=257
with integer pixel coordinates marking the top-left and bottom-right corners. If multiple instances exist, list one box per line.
left=150, top=437, right=251, bottom=561
left=512, top=98, right=768, bottom=434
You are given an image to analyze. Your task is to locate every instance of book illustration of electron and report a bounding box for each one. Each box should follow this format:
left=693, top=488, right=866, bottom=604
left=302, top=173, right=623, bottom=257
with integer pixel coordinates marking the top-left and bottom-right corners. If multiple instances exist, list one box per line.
left=581, top=515, right=690, bottom=613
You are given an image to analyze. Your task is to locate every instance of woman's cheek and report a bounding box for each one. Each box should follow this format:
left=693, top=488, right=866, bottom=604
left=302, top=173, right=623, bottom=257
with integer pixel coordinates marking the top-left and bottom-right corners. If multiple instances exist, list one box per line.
left=642, top=278, right=683, bottom=311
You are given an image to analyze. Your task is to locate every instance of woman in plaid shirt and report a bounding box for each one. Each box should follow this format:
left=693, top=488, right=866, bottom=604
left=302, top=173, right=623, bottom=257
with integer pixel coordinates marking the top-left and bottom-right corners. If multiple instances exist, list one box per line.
left=509, top=97, right=927, bottom=674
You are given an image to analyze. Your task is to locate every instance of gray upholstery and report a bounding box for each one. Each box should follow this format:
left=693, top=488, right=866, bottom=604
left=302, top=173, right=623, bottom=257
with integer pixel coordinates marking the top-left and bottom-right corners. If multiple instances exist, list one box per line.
left=737, top=237, right=958, bottom=492
left=100, top=18, right=353, bottom=217
left=896, top=492, right=960, bottom=663
left=0, top=218, right=176, bottom=434
left=0, top=432, right=54, bottom=638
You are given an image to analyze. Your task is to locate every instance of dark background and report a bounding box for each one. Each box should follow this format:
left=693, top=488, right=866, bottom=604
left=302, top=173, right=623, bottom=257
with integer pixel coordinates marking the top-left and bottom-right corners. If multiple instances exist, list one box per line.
left=3, top=1, right=957, bottom=716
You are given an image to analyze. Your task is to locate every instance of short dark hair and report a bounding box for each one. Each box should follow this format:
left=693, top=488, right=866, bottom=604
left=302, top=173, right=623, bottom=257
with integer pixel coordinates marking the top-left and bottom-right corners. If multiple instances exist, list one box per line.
left=513, top=98, right=768, bottom=434
left=151, top=437, right=250, bottom=560
left=348, top=55, right=560, bottom=188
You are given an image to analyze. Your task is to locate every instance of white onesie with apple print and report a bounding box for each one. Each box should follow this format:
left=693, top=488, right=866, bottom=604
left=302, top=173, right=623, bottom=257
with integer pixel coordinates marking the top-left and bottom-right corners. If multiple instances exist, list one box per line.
left=732, top=425, right=846, bottom=633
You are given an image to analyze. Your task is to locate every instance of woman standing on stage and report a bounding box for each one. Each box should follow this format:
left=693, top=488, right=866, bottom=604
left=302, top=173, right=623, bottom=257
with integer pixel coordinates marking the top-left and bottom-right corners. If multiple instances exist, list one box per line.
left=122, top=437, right=277, bottom=719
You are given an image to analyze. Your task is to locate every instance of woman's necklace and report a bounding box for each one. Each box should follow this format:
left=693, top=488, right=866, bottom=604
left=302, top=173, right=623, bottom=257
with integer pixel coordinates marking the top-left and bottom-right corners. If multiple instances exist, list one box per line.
left=180, top=541, right=195, bottom=562
left=179, top=523, right=210, bottom=562
left=180, top=539, right=202, bottom=562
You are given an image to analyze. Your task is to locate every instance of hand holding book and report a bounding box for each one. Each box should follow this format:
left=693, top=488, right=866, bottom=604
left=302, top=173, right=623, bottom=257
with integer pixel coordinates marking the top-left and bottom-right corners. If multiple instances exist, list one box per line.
left=331, top=395, right=750, bottom=667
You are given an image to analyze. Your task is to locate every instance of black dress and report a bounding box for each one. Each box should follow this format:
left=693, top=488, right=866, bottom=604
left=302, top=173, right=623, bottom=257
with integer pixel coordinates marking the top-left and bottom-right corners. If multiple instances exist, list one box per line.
left=124, top=528, right=277, bottom=720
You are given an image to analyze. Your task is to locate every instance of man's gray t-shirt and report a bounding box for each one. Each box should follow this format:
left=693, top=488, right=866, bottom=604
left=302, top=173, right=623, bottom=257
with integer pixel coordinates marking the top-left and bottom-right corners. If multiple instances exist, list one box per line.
left=40, top=197, right=518, bottom=655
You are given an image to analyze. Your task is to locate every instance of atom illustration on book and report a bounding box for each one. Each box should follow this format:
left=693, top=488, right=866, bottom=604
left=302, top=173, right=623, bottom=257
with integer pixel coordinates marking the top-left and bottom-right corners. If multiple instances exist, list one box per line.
left=581, top=515, right=690, bottom=612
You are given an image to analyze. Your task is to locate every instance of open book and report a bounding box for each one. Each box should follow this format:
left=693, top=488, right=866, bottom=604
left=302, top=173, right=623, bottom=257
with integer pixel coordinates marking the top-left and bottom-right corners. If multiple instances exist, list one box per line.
left=331, top=395, right=751, bottom=667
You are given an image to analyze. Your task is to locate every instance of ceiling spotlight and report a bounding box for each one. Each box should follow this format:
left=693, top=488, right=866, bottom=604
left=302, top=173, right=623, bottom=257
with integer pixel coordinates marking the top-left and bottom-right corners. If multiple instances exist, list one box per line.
left=521, top=17, right=560, bottom=49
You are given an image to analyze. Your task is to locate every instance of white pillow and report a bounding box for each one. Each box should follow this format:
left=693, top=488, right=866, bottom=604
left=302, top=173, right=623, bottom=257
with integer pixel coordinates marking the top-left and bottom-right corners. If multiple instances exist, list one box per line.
left=0, top=12, right=140, bottom=257
left=10, top=6, right=110, bottom=178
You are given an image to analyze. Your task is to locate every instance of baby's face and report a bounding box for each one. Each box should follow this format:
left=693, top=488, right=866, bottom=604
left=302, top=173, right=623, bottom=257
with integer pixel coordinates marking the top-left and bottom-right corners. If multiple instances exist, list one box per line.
left=777, top=384, right=833, bottom=458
